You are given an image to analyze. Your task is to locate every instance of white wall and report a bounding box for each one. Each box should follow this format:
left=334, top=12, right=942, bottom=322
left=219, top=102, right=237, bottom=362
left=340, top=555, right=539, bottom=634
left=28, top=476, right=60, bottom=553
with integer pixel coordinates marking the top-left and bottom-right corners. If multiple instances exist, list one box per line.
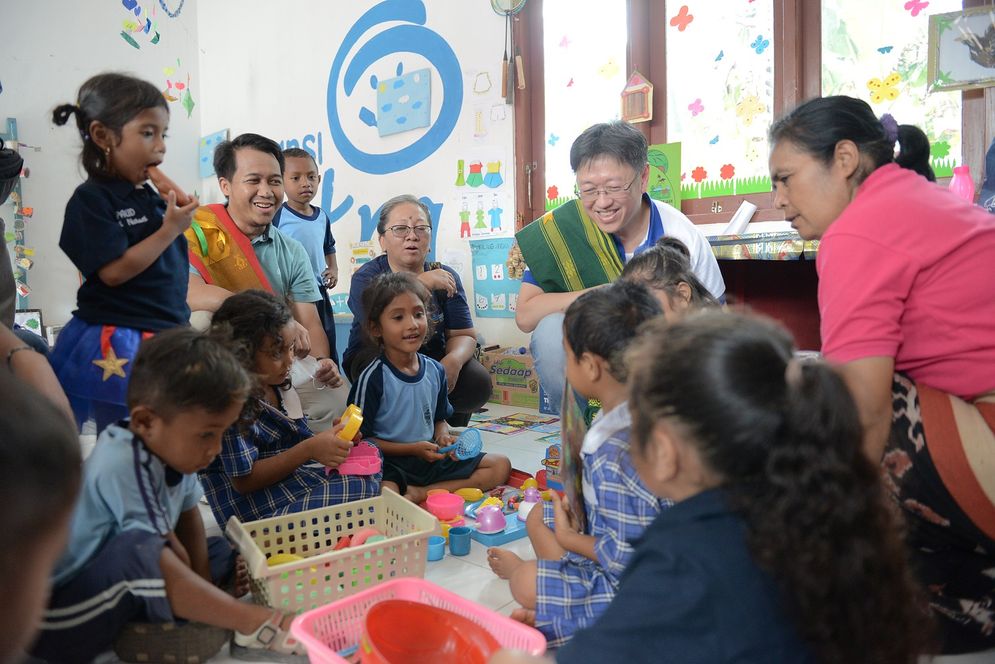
left=1, top=0, right=528, bottom=348
left=0, top=0, right=201, bottom=326
left=196, top=0, right=528, bottom=348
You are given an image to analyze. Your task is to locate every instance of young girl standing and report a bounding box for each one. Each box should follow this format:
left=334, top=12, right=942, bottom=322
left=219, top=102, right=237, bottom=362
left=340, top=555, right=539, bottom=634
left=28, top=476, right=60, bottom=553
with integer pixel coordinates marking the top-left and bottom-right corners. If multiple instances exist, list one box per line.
left=492, top=312, right=933, bottom=664
left=50, top=72, right=198, bottom=431
left=487, top=280, right=666, bottom=647
left=348, top=273, right=510, bottom=503
left=201, top=290, right=381, bottom=525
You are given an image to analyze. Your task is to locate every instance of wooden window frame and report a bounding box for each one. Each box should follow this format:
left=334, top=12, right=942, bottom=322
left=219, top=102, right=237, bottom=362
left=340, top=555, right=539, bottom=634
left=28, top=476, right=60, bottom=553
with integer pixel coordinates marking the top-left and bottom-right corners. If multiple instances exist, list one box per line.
left=514, top=0, right=994, bottom=231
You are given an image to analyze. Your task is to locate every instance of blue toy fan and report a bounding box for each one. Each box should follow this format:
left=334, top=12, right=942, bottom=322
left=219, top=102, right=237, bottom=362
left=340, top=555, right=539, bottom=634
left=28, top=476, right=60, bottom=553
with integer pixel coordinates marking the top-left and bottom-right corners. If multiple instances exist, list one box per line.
left=438, top=428, right=483, bottom=460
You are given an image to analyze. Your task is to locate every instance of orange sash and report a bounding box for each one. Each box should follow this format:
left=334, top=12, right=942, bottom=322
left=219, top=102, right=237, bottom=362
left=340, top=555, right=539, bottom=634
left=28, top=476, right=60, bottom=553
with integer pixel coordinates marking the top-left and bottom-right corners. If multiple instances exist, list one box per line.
left=185, top=204, right=273, bottom=293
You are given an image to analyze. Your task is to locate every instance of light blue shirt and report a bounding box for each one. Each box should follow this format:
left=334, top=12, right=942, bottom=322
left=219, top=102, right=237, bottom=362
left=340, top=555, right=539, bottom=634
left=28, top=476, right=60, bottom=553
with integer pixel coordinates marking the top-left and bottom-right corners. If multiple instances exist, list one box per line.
left=348, top=353, right=453, bottom=443
left=273, top=203, right=336, bottom=282
left=52, top=423, right=202, bottom=586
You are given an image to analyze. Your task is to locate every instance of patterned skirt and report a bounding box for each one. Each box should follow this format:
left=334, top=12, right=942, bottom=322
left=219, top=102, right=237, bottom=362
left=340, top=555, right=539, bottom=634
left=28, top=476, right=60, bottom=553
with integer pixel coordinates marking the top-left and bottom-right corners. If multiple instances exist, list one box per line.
left=885, top=373, right=995, bottom=654
left=49, top=317, right=152, bottom=429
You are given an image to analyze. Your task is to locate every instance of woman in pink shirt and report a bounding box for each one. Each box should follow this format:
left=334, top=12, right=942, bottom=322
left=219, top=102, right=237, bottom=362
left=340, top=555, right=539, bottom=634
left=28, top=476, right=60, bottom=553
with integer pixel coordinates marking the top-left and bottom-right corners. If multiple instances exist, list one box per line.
left=768, top=95, right=995, bottom=655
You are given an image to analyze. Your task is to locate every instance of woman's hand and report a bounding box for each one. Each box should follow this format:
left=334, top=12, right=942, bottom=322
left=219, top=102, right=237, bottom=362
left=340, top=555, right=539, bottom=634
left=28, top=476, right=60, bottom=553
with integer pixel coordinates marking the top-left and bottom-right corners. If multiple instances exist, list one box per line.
left=418, top=268, right=456, bottom=298
left=439, top=355, right=461, bottom=393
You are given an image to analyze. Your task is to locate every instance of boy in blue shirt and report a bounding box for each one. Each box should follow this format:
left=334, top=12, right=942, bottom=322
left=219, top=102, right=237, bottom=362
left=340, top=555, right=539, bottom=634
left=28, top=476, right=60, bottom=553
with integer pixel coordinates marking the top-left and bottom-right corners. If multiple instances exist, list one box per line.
left=273, top=148, right=339, bottom=364
left=31, top=329, right=307, bottom=662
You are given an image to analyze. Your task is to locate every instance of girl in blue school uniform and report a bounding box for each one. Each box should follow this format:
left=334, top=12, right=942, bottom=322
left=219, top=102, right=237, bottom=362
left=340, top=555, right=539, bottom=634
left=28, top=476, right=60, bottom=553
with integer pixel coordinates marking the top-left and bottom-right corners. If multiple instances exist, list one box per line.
left=50, top=72, right=198, bottom=431
left=487, top=280, right=668, bottom=648
left=348, top=272, right=511, bottom=504
left=492, top=312, right=934, bottom=664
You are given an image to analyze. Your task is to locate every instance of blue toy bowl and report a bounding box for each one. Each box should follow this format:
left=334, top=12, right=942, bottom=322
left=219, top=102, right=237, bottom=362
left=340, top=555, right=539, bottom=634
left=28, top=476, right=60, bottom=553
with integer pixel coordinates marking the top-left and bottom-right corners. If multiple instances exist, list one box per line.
left=427, top=535, right=446, bottom=561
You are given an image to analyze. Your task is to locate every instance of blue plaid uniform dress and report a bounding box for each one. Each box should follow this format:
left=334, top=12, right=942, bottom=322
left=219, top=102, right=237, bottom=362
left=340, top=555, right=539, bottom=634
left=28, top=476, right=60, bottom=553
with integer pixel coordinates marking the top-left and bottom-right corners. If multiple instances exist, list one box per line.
left=535, top=403, right=671, bottom=647
left=199, top=398, right=382, bottom=526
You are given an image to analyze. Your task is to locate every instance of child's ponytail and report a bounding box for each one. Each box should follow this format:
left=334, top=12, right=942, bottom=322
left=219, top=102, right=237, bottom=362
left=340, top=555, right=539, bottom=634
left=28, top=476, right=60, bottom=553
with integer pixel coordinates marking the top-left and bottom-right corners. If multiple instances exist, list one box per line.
left=52, top=103, right=81, bottom=128
left=53, top=73, right=167, bottom=179
left=626, top=311, right=934, bottom=664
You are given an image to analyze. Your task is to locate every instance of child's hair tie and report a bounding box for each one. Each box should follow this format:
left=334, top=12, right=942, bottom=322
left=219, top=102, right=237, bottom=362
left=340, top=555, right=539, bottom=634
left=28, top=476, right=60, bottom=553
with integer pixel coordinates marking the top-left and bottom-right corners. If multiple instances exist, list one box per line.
left=879, top=113, right=899, bottom=144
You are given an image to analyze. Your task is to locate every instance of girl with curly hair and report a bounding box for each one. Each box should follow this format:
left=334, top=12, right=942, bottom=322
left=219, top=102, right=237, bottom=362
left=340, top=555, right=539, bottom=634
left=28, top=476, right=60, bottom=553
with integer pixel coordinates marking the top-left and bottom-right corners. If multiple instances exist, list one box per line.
left=199, top=289, right=381, bottom=526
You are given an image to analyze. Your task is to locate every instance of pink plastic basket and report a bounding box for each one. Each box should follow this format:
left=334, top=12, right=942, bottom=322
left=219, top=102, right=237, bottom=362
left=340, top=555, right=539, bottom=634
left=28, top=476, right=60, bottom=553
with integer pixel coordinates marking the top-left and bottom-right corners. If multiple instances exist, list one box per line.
left=290, top=577, right=546, bottom=663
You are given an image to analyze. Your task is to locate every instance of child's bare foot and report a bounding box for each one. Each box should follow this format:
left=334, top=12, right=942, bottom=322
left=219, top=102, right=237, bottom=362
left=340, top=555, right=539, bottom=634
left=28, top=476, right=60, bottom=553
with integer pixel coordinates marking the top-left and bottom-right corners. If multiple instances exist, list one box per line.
left=510, top=607, right=536, bottom=626
left=487, top=547, right=524, bottom=579
left=405, top=485, right=428, bottom=504
left=230, top=555, right=250, bottom=598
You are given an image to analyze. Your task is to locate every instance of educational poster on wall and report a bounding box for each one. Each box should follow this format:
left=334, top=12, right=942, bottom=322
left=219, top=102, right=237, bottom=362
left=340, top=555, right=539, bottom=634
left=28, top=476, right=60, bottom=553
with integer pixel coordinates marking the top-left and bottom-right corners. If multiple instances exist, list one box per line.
left=647, top=142, right=681, bottom=211
left=469, top=237, right=519, bottom=318
left=198, top=129, right=228, bottom=178
left=454, top=190, right=512, bottom=240
left=452, top=146, right=512, bottom=239
left=349, top=240, right=378, bottom=274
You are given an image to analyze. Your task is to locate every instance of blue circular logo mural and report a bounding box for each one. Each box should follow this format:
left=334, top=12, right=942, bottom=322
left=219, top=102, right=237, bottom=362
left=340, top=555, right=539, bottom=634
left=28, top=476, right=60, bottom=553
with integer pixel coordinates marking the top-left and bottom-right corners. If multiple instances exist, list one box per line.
left=327, top=0, right=464, bottom=175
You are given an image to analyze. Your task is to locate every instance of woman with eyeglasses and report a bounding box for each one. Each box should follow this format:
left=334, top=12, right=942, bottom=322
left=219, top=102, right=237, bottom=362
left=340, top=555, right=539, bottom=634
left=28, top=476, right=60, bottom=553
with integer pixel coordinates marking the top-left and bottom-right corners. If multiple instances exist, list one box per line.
left=342, top=194, right=491, bottom=428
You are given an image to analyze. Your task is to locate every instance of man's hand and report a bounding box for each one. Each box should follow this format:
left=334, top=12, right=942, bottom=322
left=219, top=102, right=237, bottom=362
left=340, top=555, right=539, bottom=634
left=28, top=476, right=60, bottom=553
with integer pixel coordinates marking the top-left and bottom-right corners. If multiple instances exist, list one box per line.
left=289, top=320, right=311, bottom=358
left=314, top=357, right=344, bottom=388
left=418, top=269, right=456, bottom=298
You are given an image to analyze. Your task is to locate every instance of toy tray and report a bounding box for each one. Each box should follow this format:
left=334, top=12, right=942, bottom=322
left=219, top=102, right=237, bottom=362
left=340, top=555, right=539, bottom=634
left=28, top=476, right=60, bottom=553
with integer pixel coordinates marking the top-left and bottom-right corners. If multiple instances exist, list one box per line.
left=470, top=512, right=528, bottom=546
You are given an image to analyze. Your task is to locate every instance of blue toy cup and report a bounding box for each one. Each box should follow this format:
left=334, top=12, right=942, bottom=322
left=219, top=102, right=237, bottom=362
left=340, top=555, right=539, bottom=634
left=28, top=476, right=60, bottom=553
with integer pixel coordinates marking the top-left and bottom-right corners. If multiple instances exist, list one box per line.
left=448, top=526, right=471, bottom=556
left=427, top=535, right=446, bottom=561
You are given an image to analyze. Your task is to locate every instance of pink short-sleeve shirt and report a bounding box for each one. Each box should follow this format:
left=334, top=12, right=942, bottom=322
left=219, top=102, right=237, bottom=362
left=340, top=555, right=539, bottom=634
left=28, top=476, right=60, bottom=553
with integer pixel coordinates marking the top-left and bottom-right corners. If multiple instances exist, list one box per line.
left=817, top=163, right=995, bottom=399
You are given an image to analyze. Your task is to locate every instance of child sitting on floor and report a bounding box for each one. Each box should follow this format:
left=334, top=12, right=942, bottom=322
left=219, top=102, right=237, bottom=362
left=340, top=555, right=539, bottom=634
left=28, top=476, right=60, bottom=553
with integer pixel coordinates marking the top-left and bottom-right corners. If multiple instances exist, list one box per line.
left=620, top=236, right=720, bottom=318
left=348, top=272, right=511, bottom=503
left=31, top=329, right=307, bottom=662
left=487, top=280, right=667, bottom=647
left=200, top=289, right=381, bottom=526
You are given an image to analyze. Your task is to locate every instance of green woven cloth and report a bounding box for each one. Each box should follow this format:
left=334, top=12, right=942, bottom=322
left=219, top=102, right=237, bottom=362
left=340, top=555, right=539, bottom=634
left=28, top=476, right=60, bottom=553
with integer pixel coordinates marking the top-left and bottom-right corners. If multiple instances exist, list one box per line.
left=515, top=199, right=623, bottom=293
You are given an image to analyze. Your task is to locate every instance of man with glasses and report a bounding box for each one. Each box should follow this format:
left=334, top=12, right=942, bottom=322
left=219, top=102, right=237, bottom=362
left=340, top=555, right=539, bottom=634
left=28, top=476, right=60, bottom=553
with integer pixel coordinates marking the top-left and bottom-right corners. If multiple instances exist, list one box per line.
left=515, top=121, right=724, bottom=414
left=343, top=194, right=490, bottom=427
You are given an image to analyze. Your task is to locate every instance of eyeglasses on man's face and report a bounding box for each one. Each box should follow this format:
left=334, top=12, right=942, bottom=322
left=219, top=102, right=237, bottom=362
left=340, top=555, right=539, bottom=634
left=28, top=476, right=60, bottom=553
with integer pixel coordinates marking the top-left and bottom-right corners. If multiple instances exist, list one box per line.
left=575, top=173, right=639, bottom=201
left=386, top=224, right=432, bottom=238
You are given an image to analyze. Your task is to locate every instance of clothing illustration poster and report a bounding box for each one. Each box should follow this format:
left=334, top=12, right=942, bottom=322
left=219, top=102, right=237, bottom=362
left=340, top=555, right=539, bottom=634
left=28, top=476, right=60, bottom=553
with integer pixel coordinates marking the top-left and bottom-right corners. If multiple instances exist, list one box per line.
left=469, top=237, right=518, bottom=318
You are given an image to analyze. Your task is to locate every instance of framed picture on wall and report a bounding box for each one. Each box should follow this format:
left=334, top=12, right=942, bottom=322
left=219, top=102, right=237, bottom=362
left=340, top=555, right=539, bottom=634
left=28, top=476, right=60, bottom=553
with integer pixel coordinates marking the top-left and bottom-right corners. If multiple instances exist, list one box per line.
left=928, top=7, right=995, bottom=92
left=14, top=308, right=43, bottom=337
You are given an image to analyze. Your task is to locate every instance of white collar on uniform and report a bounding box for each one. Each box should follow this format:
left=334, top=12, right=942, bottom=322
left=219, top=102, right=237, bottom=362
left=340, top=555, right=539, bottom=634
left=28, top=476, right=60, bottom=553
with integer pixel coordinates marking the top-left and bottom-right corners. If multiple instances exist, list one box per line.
left=581, top=400, right=631, bottom=455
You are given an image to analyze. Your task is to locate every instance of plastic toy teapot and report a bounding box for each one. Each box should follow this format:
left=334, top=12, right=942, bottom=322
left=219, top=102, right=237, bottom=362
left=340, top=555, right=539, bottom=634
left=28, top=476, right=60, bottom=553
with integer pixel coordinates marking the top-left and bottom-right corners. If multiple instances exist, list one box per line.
left=517, top=487, right=541, bottom=521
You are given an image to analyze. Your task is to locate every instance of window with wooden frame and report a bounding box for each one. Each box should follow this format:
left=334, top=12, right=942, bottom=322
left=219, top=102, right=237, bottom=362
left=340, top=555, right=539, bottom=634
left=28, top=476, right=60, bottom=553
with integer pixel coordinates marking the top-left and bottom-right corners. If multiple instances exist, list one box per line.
left=512, top=0, right=994, bottom=231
